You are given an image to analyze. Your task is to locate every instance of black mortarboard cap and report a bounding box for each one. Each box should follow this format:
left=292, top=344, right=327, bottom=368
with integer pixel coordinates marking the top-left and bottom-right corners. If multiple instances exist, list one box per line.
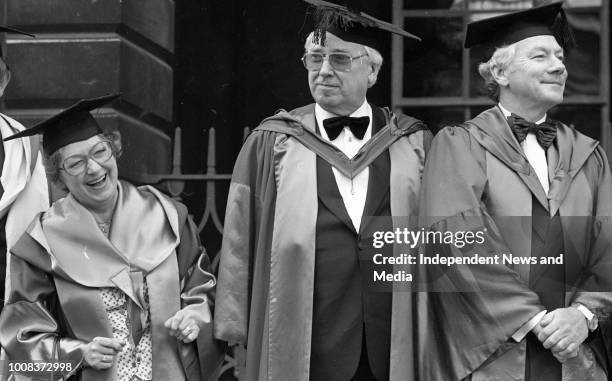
left=4, top=94, right=120, bottom=155
left=304, top=0, right=421, bottom=51
left=0, top=25, right=35, bottom=59
left=464, top=2, right=574, bottom=51
left=0, top=26, right=34, bottom=38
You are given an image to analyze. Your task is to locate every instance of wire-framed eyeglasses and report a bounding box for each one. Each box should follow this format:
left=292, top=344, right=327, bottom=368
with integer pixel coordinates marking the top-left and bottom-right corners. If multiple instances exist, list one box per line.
left=301, top=52, right=368, bottom=72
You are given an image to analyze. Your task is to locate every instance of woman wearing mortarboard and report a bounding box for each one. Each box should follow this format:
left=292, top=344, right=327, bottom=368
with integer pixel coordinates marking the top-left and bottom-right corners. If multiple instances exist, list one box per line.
left=0, top=94, right=225, bottom=380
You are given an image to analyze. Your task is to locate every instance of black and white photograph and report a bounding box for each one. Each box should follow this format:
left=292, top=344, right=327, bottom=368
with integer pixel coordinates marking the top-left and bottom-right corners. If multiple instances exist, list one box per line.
left=0, top=0, right=610, bottom=380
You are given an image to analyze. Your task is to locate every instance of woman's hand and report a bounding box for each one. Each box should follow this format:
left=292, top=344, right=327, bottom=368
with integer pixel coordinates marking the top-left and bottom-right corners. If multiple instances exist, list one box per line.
left=83, top=337, right=125, bottom=370
left=164, top=310, right=201, bottom=343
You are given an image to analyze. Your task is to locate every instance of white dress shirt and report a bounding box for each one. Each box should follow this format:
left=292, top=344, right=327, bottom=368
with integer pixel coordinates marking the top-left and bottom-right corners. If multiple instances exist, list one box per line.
left=316, top=100, right=372, bottom=231
left=498, top=104, right=549, bottom=194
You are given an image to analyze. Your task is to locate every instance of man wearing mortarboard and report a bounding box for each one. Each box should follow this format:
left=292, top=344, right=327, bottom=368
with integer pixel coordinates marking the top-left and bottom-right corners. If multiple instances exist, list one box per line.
left=419, top=2, right=611, bottom=380
left=0, top=27, right=48, bottom=304
left=213, top=1, right=432, bottom=380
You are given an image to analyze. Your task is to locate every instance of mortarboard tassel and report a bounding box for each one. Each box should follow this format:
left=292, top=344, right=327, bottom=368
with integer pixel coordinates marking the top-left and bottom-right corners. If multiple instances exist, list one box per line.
left=311, top=4, right=374, bottom=46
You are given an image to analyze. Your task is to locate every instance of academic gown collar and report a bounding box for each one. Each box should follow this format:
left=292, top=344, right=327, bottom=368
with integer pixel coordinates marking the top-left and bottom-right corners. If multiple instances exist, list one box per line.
left=255, top=103, right=424, bottom=180
left=465, top=106, right=599, bottom=213
left=27, top=181, right=180, bottom=290
left=548, top=118, right=599, bottom=215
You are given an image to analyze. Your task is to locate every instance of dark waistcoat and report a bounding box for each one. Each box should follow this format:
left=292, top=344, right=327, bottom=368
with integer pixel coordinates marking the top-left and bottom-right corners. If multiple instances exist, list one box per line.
left=526, top=197, right=564, bottom=381
left=310, top=106, right=392, bottom=381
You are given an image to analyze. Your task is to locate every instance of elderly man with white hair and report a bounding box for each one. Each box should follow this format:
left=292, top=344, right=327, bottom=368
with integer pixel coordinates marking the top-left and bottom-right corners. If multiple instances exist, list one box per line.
left=214, top=1, right=432, bottom=380
left=419, top=2, right=611, bottom=380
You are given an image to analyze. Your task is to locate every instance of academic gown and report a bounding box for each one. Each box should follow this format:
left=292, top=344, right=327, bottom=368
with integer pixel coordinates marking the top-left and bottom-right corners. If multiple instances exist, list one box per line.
left=0, top=181, right=225, bottom=381
left=213, top=103, right=432, bottom=381
left=419, top=106, right=612, bottom=381
left=0, top=113, right=49, bottom=304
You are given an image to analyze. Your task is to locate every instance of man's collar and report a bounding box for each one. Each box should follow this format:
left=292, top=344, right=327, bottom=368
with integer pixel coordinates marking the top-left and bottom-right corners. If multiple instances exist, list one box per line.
left=498, top=103, right=546, bottom=124
left=315, top=99, right=372, bottom=141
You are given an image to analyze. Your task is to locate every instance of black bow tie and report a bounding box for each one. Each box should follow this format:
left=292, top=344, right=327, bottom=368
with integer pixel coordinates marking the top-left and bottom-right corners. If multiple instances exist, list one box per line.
left=322, top=115, right=370, bottom=140
left=507, top=113, right=558, bottom=149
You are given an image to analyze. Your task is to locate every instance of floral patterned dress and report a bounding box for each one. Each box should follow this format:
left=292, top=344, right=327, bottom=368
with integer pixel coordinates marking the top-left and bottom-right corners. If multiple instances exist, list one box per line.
left=100, top=284, right=153, bottom=381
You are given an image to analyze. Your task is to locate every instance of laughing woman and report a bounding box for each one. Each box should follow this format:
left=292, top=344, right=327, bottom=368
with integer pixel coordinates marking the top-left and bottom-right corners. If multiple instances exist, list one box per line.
left=0, top=95, right=224, bottom=380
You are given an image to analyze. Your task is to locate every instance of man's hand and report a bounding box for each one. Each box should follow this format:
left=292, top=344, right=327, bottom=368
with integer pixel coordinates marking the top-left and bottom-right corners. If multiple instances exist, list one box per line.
left=551, top=343, right=580, bottom=363
left=532, top=323, right=579, bottom=363
left=535, top=307, right=588, bottom=362
left=83, top=337, right=125, bottom=370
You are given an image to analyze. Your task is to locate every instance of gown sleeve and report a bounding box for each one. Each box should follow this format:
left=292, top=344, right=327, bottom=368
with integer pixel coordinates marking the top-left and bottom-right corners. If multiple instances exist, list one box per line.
left=418, top=126, right=545, bottom=380
left=174, top=201, right=226, bottom=381
left=0, top=233, right=86, bottom=376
